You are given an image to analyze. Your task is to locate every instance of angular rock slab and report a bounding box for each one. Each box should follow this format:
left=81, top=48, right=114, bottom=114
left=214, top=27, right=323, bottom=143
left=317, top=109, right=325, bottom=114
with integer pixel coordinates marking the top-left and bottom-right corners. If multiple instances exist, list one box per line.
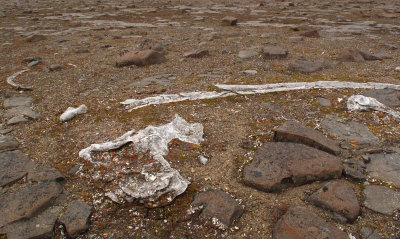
left=320, top=115, right=380, bottom=149
left=0, top=150, right=36, bottom=187
left=0, top=182, right=63, bottom=227
left=307, top=180, right=360, bottom=222
left=274, top=121, right=340, bottom=155
left=116, top=50, right=166, bottom=67
left=243, top=142, right=343, bottom=192
left=60, top=201, right=93, bottom=238
left=366, top=151, right=400, bottom=187
left=3, top=106, right=40, bottom=120
left=0, top=206, right=63, bottom=239
left=191, top=190, right=243, bottom=227
left=273, top=206, right=348, bottom=239
left=362, top=89, right=400, bottom=107
left=288, top=59, right=330, bottom=73
left=0, top=135, right=19, bottom=152
left=261, top=46, right=288, bottom=59
left=27, top=166, right=66, bottom=183
left=3, top=97, right=32, bottom=109
left=364, top=185, right=400, bottom=215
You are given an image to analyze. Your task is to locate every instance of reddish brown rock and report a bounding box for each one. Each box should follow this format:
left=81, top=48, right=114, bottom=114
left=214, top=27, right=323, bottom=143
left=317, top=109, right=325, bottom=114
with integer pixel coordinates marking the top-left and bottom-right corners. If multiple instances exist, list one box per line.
left=261, top=46, right=288, bottom=59
left=191, top=190, right=243, bottom=227
left=25, top=34, right=46, bottom=42
left=338, top=49, right=365, bottom=62
left=274, top=121, right=340, bottom=155
left=222, top=16, right=238, bottom=26
left=307, top=180, right=360, bottom=222
left=243, top=142, right=342, bottom=192
left=116, top=50, right=166, bottom=67
left=138, top=39, right=166, bottom=53
left=273, top=206, right=348, bottom=239
left=300, top=29, right=320, bottom=38
left=60, top=201, right=93, bottom=238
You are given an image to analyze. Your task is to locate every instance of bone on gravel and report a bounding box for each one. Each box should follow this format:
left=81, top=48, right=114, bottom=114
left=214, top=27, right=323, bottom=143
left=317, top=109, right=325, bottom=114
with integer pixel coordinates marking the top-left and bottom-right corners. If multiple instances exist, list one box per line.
left=79, top=115, right=203, bottom=202
left=60, top=104, right=88, bottom=122
left=6, top=69, right=33, bottom=90
left=347, top=95, right=400, bottom=119
left=122, top=81, right=400, bottom=110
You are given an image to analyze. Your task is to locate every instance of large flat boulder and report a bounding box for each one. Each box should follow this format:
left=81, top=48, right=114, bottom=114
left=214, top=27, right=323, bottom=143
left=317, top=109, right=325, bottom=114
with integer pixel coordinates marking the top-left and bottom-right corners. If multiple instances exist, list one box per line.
left=366, top=151, right=400, bottom=188
left=362, top=89, right=400, bottom=107
left=364, top=185, right=400, bottom=215
left=274, top=121, right=340, bottom=155
left=273, top=206, right=348, bottom=239
left=191, top=190, right=243, bottom=227
left=307, top=180, right=360, bottom=222
left=0, top=182, right=63, bottom=227
left=0, top=150, right=36, bottom=187
left=243, top=142, right=342, bottom=192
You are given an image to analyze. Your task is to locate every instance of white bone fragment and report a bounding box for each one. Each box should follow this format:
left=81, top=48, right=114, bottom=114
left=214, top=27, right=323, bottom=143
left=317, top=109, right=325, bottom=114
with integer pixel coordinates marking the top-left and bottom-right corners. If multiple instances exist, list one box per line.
left=347, top=95, right=400, bottom=118
left=6, top=69, right=32, bottom=90
left=60, top=104, right=88, bottom=122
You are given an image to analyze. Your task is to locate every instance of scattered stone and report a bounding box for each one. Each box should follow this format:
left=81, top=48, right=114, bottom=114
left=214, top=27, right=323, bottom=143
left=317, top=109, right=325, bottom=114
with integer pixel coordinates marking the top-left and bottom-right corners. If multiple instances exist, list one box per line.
left=289, top=36, right=304, bottom=42
left=28, top=166, right=66, bottom=183
left=27, top=60, right=42, bottom=67
left=317, top=97, right=331, bottom=107
left=241, top=70, right=257, bottom=75
left=381, top=43, right=397, bottom=50
left=7, top=115, right=29, bottom=125
left=75, top=49, right=89, bottom=53
left=320, top=115, right=380, bottom=150
left=362, top=89, right=400, bottom=107
left=60, top=104, right=88, bottom=122
left=360, top=226, right=373, bottom=238
left=273, top=206, right=348, bottom=239
left=183, top=48, right=209, bottom=58
left=60, top=201, right=93, bottom=238
left=198, top=155, right=208, bottom=165
left=3, top=96, right=33, bottom=109
left=375, top=51, right=392, bottom=59
left=243, top=142, right=342, bottom=192
left=0, top=135, right=19, bottom=152
left=363, top=185, right=400, bottom=215
left=46, top=64, right=64, bottom=72
left=0, top=150, right=36, bottom=187
left=0, top=206, right=63, bottom=239
left=22, top=57, right=42, bottom=63
left=366, top=151, right=400, bottom=187
left=4, top=106, right=40, bottom=120
left=358, top=50, right=382, bottom=61
left=0, top=129, right=12, bottom=134
left=343, top=166, right=366, bottom=182
left=274, top=121, right=340, bottom=155
left=116, top=50, right=166, bottom=67
left=288, top=59, right=330, bottom=73
left=191, top=190, right=243, bottom=227
left=137, top=39, right=165, bottom=53
left=25, top=34, right=46, bottom=42
left=338, top=49, right=365, bottom=62
left=307, top=180, right=360, bottom=222
left=129, top=74, right=175, bottom=88
left=300, top=29, right=320, bottom=38
left=238, top=49, right=258, bottom=59
left=222, top=16, right=238, bottom=26
left=0, top=182, right=63, bottom=227
left=261, top=46, right=288, bottom=59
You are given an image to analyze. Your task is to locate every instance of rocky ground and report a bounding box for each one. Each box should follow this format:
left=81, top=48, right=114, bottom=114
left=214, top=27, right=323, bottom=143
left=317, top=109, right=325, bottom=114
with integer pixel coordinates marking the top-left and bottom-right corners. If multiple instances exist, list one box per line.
left=1, top=0, right=400, bottom=238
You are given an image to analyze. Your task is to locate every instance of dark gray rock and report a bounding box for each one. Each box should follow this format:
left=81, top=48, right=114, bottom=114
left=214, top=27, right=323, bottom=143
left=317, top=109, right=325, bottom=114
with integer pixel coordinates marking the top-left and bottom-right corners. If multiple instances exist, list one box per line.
left=243, top=142, right=342, bottom=192
left=7, top=116, right=29, bottom=125
left=0, top=135, right=19, bottom=152
left=183, top=48, right=209, bottom=58
left=362, top=89, right=400, bottom=107
left=191, top=190, right=243, bottom=227
left=0, top=150, right=36, bottom=187
left=366, top=152, right=400, bottom=187
left=320, top=115, right=380, bottom=150
left=307, top=180, right=360, bottom=222
left=288, top=59, right=331, bottom=73
left=364, top=185, right=400, bottom=215
left=28, top=166, right=66, bottom=183
left=343, top=166, right=366, bottom=182
left=0, top=206, right=63, bottom=239
left=22, top=57, right=41, bottom=64
left=273, top=206, right=348, bottom=239
left=3, top=106, right=40, bottom=120
left=261, top=46, right=288, bottom=59
left=3, top=97, right=32, bottom=109
left=60, top=201, right=93, bottom=237
left=317, top=97, right=331, bottom=107
left=129, top=74, right=175, bottom=88
left=0, top=182, right=63, bottom=227
left=274, top=121, right=340, bottom=155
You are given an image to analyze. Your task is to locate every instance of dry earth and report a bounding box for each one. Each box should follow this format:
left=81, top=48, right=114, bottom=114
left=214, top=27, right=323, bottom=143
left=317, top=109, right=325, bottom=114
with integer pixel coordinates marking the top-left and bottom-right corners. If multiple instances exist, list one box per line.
left=1, top=0, right=400, bottom=238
